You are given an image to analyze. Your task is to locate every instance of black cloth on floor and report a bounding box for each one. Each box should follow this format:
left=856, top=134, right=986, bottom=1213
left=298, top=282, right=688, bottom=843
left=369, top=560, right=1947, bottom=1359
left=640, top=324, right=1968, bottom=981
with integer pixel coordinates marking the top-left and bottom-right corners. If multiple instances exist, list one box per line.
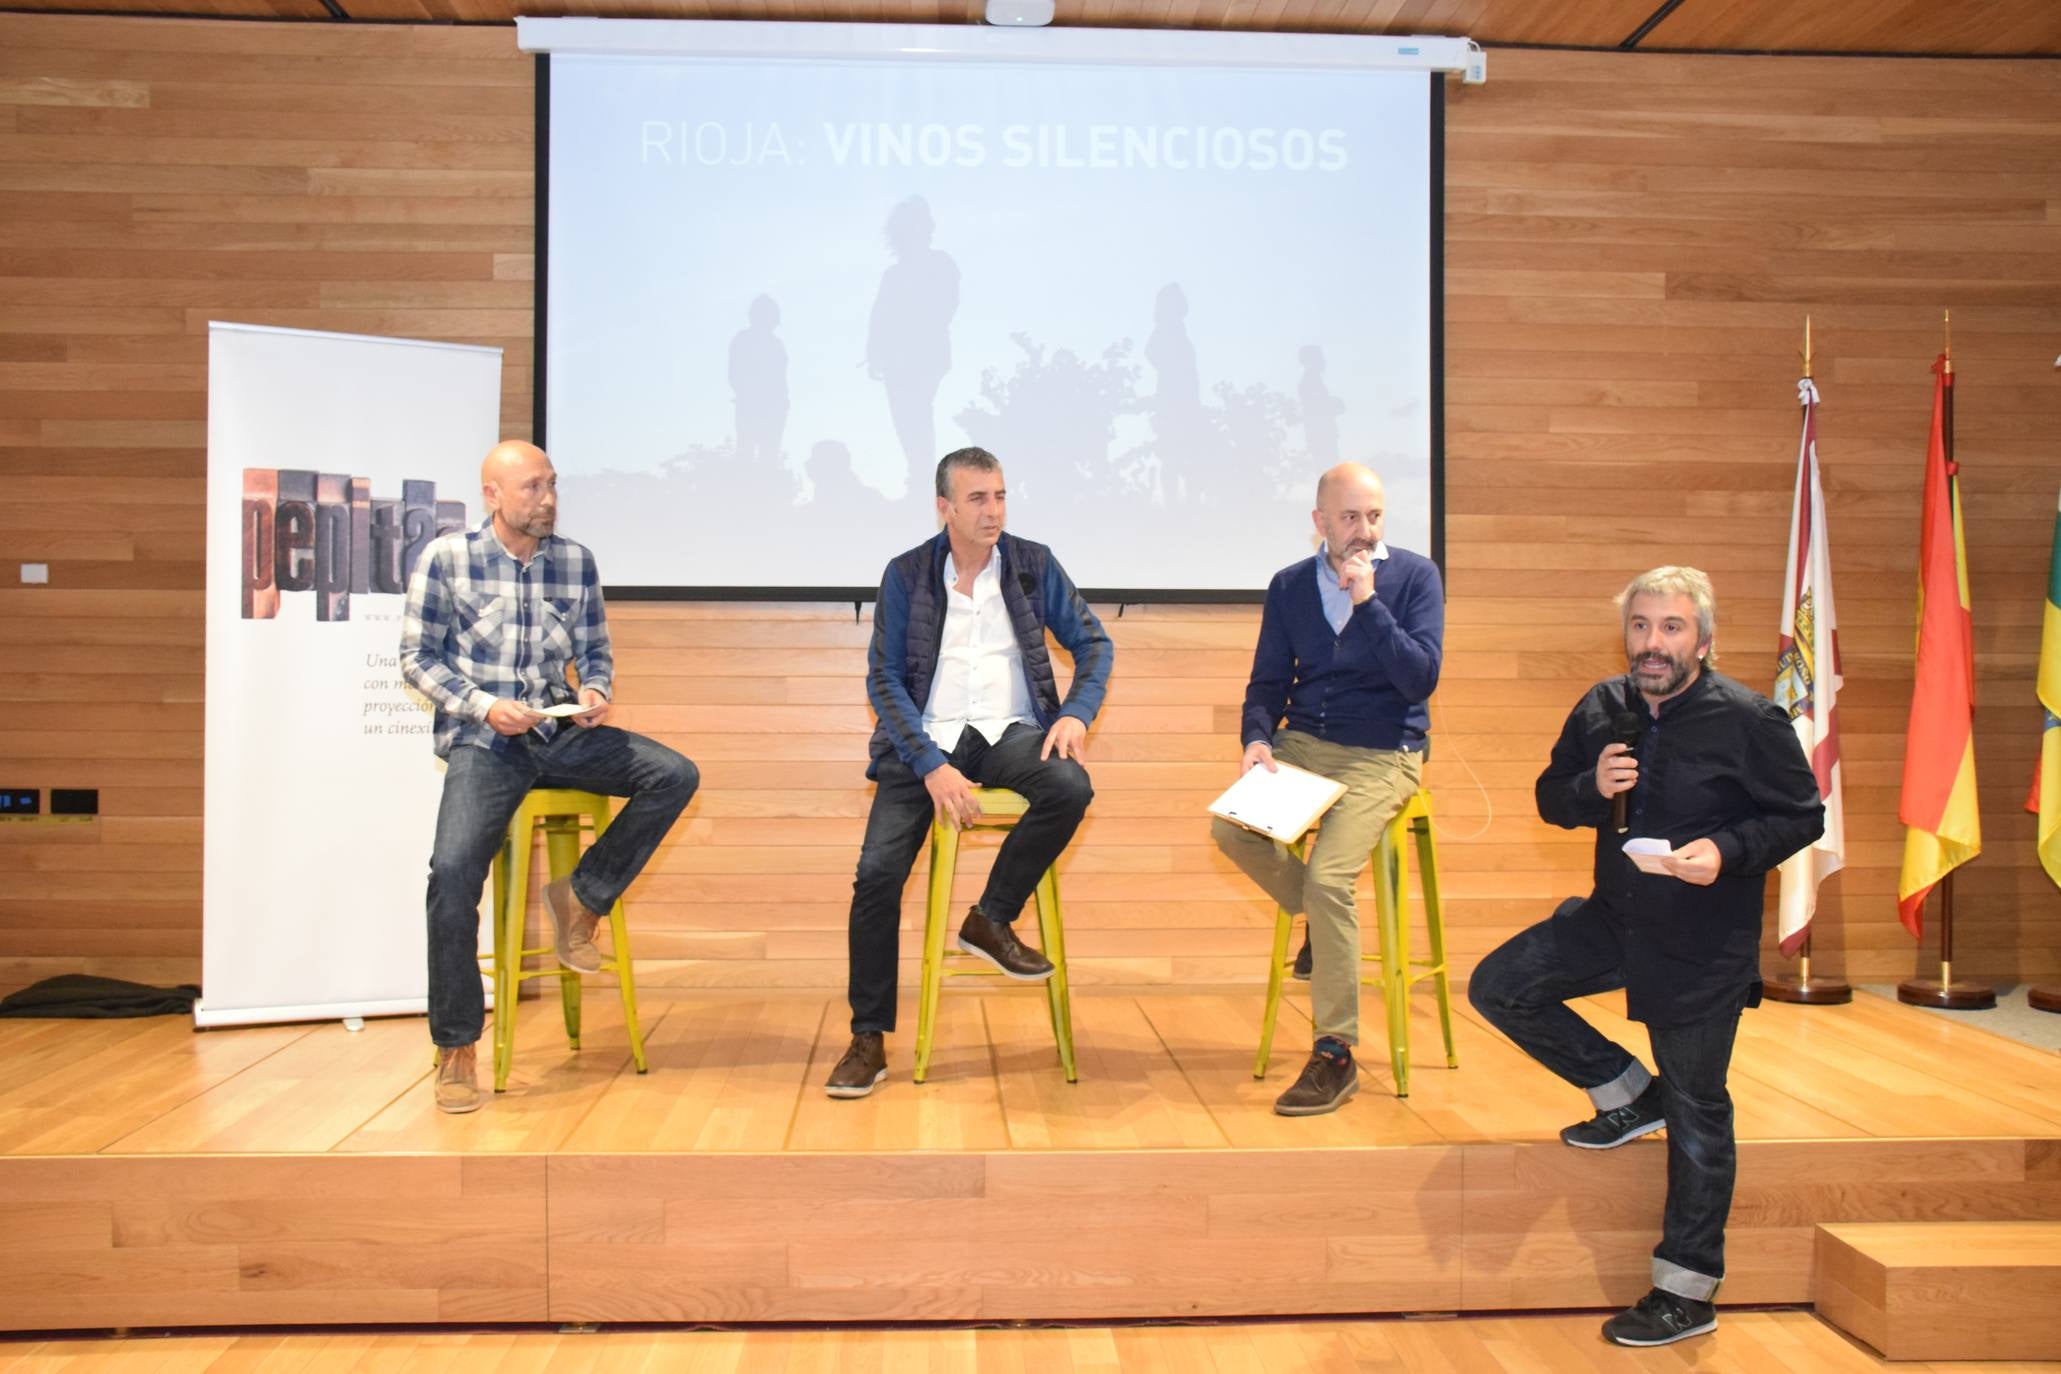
left=0, top=974, right=200, bottom=1018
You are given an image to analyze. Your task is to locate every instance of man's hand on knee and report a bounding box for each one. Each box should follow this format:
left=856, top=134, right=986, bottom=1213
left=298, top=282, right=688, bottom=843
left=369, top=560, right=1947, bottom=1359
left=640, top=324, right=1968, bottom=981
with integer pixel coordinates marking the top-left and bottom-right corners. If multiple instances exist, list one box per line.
left=1040, top=716, right=1087, bottom=763
left=924, top=762, right=980, bottom=829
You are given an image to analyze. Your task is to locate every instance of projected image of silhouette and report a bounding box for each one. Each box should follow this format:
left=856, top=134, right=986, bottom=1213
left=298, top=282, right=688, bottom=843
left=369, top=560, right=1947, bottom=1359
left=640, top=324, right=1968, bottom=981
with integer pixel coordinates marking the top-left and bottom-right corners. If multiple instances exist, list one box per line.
left=955, top=335, right=1139, bottom=508
left=1298, top=344, right=1343, bottom=466
left=806, top=439, right=891, bottom=515
left=1143, top=283, right=1215, bottom=499
left=730, top=294, right=789, bottom=475
left=867, top=196, right=959, bottom=500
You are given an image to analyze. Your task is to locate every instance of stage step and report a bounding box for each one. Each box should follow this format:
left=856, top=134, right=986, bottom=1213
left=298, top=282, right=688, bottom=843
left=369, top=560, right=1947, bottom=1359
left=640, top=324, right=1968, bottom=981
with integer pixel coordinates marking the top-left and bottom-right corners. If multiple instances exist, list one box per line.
left=1814, top=1221, right=2061, bottom=1362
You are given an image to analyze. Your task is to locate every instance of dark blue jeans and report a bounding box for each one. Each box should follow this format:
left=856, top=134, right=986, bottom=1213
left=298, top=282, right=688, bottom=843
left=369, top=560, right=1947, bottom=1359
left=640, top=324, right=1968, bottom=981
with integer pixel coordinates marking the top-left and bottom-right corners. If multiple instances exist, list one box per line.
left=847, top=721, right=1092, bottom=1035
left=426, top=726, right=698, bottom=1048
left=1468, top=913, right=1741, bottom=1301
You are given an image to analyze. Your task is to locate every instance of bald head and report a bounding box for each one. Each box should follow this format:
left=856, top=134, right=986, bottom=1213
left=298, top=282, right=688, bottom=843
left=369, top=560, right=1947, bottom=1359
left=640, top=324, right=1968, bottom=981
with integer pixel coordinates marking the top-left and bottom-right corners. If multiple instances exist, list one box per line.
left=482, top=440, right=548, bottom=488
left=1311, top=462, right=1385, bottom=568
left=481, top=439, right=557, bottom=555
left=1314, top=462, right=1383, bottom=512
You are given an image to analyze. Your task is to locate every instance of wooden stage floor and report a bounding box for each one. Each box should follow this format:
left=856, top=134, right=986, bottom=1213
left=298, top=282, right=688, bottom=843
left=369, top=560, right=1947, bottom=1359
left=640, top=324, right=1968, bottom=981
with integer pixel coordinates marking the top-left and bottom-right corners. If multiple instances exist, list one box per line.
left=3, top=987, right=2059, bottom=1331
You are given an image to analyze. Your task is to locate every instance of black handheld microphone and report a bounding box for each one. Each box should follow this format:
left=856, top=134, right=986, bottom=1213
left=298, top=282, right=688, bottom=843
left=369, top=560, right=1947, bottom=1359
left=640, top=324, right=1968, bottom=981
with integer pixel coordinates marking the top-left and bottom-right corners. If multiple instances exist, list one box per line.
left=1609, top=711, right=1643, bottom=835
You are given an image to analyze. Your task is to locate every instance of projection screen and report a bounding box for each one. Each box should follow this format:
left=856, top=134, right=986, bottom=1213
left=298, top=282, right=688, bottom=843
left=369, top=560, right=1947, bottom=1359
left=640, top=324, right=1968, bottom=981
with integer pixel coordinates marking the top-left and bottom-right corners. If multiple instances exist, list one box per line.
left=525, top=19, right=1443, bottom=598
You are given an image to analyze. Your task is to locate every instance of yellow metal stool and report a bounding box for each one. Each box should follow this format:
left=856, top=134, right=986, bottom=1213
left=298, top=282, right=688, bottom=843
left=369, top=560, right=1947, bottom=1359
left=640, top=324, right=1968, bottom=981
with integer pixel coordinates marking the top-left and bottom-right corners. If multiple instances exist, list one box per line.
left=912, top=787, right=1077, bottom=1084
left=1253, top=788, right=1457, bottom=1096
left=483, top=788, right=649, bottom=1093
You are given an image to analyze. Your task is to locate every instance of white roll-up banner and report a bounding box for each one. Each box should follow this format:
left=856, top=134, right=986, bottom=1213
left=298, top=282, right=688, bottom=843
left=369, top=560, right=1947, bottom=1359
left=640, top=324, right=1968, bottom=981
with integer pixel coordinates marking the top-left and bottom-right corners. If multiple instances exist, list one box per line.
left=200, top=323, right=503, bottom=1028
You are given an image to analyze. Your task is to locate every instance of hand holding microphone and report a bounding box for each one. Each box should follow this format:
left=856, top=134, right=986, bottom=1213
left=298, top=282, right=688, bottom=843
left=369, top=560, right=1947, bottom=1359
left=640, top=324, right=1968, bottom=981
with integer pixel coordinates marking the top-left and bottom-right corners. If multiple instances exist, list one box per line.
left=1598, top=711, right=1644, bottom=834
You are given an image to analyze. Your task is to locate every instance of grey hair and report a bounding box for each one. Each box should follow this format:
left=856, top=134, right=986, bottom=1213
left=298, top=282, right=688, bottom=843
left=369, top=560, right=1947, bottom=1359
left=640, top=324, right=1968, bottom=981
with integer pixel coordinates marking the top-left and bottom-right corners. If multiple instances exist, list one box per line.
left=935, top=446, right=1002, bottom=500
left=1616, top=565, right=1718, bottom=668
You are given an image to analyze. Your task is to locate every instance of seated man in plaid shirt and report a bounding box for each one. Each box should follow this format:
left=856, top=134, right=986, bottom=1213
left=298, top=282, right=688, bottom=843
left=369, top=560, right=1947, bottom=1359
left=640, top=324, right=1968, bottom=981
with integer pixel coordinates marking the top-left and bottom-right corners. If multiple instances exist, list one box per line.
left=400, top=440, right=698, bottom=1114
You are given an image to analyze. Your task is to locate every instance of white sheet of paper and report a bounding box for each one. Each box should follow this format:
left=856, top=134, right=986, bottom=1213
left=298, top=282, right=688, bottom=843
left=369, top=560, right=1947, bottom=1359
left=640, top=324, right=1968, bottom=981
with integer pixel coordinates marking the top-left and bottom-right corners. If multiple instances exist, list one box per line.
left=1622, top=836, right=1675, bottom=875
left=535, top=701, right=603, bottom=719
left=1207, top=761, right=1350, bottom=845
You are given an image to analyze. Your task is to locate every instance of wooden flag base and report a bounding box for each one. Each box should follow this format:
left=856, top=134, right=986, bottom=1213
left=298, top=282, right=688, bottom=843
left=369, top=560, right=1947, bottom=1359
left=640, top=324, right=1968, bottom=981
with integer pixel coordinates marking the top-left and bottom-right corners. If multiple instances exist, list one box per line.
left=2029, top=986, right=2061, bottom=1015
left=1764, top=972, right=1852, bottom=1005
left=1897, top=977, right=1996, bottom=1010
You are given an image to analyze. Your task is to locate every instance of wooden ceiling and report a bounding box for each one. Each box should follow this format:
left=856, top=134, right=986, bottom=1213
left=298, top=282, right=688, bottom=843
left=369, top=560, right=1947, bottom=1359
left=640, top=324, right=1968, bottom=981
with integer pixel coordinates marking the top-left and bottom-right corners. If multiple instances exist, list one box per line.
left=1, top=0, right=2058, bottom=54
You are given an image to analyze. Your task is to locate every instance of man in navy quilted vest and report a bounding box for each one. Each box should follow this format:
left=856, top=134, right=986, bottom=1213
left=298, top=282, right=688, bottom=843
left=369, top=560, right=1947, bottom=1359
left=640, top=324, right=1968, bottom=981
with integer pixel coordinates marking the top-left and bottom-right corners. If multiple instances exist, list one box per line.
left=825, top=446, right=1114, bottom=1098
left=1214, top=462, right=1444, bottom=1117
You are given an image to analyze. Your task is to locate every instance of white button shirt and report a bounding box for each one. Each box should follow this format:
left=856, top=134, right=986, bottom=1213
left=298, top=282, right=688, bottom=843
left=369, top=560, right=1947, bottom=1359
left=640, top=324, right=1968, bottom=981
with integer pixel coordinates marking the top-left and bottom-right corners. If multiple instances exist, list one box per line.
left=921, top=550, right=1035, bottom=753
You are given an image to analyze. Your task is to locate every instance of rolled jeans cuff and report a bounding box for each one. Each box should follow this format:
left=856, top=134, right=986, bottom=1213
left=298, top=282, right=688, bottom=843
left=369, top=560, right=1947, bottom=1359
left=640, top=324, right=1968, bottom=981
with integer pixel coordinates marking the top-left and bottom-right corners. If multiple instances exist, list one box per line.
left=1587, top=1059, right=1652, bottom=1111
left=1653, top=1257, right=1721, bottom=1302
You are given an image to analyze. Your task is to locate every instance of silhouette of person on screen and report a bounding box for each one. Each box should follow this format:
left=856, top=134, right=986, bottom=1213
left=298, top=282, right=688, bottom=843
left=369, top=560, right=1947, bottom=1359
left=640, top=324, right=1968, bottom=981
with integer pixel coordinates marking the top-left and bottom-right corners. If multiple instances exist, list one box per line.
left=806, top=439, right=887, bottom=513
left=1146, top=283, right=1208, bottom=480
left=1298, top=344, right=1344, bottom=466
left=867, top=197, right=959, bottom=500
left=730, top=294, right=789, bottom=473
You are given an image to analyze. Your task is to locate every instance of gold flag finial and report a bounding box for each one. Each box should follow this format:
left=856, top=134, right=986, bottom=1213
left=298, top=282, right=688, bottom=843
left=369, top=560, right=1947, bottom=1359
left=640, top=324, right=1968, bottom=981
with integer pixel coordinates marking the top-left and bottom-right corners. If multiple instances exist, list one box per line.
left=1943, top=308, right=1953, bottom=375
left=1802, top=315, right=1812, bottom=380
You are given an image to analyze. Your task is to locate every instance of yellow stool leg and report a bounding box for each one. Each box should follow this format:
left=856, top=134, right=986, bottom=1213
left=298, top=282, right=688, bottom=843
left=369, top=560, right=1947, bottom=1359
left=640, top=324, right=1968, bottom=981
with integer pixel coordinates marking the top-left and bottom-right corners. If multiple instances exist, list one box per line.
left=607, top=899, right=647, bottom=1073
left=541, top=815, right=585, bottom=1050
left=1374, top=823, right=1411, bottom=1096
left=577, top=799, right=646, bottom=1075
left=1254, top=905, right=1293, bottom=1079
left=913, top=818, right=958, bottom=1084
left=494, top=807, right=533, bottom=1093
left=1035, top=865, right=1077, bottom=1084
left=1415, top=814, right=1458, bottom=1070
left=487, top=827, right=509, bottom=1085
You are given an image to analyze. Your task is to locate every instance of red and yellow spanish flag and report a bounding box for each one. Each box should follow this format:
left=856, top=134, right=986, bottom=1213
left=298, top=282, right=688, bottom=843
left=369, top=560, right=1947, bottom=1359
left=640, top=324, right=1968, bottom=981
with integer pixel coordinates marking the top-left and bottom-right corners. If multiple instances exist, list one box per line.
left=2029, top=484, right=2061, bottom=890
left=1897, top=354, right=1981, bottom=937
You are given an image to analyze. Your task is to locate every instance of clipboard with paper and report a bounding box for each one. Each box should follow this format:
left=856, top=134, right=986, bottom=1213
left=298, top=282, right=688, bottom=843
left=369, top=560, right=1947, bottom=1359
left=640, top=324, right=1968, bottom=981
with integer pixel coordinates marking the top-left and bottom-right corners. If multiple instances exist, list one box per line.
left=1207, top=761, right=1349, bottom=845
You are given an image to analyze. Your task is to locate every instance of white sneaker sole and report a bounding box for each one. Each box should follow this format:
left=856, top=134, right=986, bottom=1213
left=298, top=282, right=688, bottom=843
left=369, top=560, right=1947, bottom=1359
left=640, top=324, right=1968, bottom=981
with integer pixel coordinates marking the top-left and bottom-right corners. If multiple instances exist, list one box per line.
left=1603, top=1317, right=1716, bottom=1346
left=824, top=1067, right=887, bottom=1099
left=1275, top=1074, right=1360, bottom=1117
left=1562, top=1117, right=1666, bottom=1150
left=956, top=935, right=1055, bottom=982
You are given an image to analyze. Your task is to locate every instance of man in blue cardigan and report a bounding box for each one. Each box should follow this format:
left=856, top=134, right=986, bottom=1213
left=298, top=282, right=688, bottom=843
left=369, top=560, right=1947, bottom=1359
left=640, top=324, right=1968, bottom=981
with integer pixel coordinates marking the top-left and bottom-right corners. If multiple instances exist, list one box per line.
left=1214, top=462, right=1444, bottom=1115
left=826, top=446, right=1114, bottom=1098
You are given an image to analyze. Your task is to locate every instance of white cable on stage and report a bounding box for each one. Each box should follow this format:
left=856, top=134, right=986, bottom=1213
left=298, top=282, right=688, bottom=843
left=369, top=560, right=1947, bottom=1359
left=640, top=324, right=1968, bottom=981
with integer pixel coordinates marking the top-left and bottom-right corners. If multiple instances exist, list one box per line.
left=198, top=323, right=503, bottom=1028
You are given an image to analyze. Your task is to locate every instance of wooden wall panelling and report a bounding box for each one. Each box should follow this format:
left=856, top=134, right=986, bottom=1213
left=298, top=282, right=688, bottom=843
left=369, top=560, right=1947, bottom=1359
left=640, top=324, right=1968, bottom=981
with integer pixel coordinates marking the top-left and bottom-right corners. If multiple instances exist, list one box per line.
left=0, top=13, right=533, bottom=994
left=1, top=20, right=2057, bottom=996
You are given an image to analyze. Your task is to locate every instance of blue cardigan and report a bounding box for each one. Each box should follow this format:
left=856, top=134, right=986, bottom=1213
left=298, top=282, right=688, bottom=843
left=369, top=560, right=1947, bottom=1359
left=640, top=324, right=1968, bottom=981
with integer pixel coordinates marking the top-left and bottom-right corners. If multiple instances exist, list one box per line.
left=1240, top=547, right=1444, bottom=753
left=866, top=531, right=1113, bottom=779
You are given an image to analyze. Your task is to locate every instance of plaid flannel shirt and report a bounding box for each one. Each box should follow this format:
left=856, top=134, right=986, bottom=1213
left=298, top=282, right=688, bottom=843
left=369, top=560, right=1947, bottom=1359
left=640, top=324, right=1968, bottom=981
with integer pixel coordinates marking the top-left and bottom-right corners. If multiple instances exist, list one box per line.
left=400, top=521, right=614, bottom=758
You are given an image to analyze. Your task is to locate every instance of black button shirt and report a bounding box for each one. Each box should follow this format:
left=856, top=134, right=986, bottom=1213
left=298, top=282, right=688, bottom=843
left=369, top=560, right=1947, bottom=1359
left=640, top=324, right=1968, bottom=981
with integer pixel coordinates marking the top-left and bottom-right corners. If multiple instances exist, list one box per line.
left=1535, top=669, right=1826, bottom=1026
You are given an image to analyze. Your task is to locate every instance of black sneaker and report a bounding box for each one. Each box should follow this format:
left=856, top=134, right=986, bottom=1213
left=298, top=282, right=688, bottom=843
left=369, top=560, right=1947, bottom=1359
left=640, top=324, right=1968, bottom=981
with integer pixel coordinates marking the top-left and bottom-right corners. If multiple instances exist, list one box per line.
left=957, top=905, right=1055, bottom=981
left=1274, top=1042, right=1359, bottom=1116
left=1560, top=1080, right=1665, bottom=1149
left=824, top=1031, right=887, bottom=1099
left=1600, top=1287, right=1716, bottom=1347
left=1291, top=935, right=1312, bottom=982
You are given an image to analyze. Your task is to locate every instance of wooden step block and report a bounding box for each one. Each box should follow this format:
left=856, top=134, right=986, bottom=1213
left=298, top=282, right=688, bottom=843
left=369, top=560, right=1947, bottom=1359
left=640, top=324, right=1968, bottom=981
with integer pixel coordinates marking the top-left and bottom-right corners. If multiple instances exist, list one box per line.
left=1814, top=1221, right=2061, bottom=1361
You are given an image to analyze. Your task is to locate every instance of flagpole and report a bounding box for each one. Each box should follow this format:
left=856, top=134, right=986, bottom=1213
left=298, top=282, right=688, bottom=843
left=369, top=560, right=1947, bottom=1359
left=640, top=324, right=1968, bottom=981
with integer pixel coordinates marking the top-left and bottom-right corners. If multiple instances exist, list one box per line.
left=1899, top=311, right=1996, bottom=1011
left=2029, top=372, right=2061, bottom=1014
left=1767, top=315, right=1851, bottom=1005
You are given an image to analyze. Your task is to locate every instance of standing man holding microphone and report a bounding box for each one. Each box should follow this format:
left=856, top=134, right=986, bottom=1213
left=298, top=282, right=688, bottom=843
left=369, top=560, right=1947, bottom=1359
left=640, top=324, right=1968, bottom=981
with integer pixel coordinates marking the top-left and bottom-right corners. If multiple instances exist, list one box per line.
left=1468, top=566, right=1824, bottom=1347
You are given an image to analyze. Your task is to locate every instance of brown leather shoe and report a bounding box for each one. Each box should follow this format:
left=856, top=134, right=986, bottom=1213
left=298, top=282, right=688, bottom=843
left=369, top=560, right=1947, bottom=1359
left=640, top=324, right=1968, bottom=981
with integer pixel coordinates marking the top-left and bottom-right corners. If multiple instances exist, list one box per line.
left=956, top=905, right=1054, bottom=981
left=435, top=1043, right=482, bottom=1114
left=544, top=877, right=603, bottom=974
left=824, top=1031, right=887, bottom=1099
left=1274, top=1044, right=1358, bottom=1116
